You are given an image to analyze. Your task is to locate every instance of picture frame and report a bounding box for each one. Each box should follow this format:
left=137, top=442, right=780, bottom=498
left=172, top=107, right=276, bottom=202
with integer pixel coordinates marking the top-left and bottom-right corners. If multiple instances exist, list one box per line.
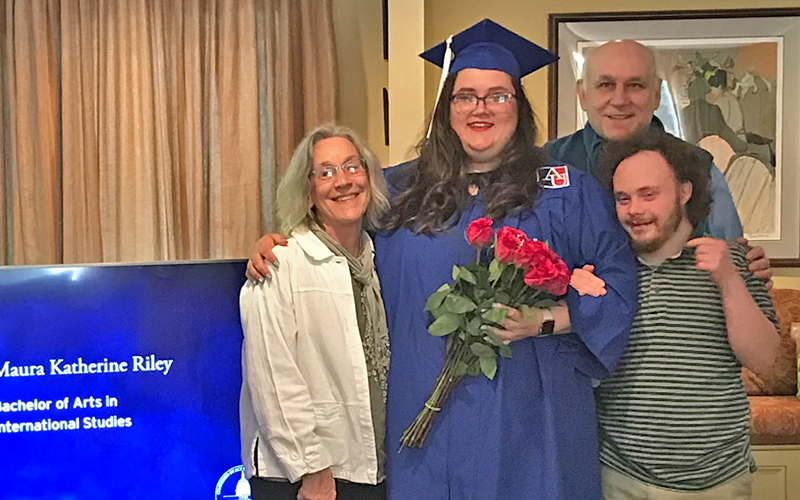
left=548, top=9, right=800, bottom=265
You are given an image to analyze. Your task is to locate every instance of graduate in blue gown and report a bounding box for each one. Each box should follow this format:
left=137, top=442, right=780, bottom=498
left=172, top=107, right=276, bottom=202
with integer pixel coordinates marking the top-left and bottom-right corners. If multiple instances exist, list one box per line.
left=375, top=20, right=638, bottom=500
left=244, top=19, right=638, bottom=500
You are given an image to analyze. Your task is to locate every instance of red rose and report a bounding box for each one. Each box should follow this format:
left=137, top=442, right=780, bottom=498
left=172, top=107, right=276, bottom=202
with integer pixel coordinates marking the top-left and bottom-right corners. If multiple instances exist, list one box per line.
left=523, top=249, right=570, bottom=295
left=494, top=227, right=528, bottom=264
left=465, top=217, right=493, bottom=248
left=514, top=239, right=548, bottom=269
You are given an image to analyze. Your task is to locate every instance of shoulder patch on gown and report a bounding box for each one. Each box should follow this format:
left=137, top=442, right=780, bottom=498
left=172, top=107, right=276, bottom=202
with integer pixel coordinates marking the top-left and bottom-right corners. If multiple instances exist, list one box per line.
left=537, top=165, right=570, bottom=189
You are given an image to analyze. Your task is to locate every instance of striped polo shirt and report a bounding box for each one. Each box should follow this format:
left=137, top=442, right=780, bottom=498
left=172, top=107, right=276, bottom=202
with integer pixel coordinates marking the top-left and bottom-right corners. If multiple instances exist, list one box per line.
left=595, top=242, right=777, bottom=491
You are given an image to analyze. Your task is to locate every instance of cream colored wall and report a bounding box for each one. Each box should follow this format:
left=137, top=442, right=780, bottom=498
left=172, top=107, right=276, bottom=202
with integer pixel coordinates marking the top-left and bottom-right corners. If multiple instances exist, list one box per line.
left=387, top=0, right=427, bottom=164
left=335, top=0, right=428, bottom=165
left=333, top=0, right=389, bottom=165
left=773, top=270, right=800, bottom=290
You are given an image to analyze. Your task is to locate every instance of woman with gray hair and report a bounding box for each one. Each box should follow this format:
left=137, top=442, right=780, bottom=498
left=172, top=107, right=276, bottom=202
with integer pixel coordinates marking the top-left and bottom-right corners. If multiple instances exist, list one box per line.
left=239, top=123, right=390, bottom=500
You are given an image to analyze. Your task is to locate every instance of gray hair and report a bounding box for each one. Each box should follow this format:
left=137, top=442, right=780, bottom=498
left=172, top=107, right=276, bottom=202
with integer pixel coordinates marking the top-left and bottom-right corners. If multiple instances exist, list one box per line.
left=276, top=123, right=389, bottom=235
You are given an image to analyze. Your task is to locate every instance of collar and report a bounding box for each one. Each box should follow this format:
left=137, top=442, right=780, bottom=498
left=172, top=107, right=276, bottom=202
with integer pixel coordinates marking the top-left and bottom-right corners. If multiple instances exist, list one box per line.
left=292, top=226, right=373, bottom=262
left=584, top=116, right=666, bottom=150
left=582, top=121, right=601, bottom=149
left=582, top=117, right=666, bottom=177
left=292, top=226, right=335, bottom=261
left=636, top=244, right=692, bottom=267
left=636, top=248, right=683, bottom=267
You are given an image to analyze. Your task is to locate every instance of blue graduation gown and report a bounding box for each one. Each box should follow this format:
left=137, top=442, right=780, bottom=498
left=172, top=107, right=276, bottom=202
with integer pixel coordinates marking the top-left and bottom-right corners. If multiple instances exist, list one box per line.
left=374, top=162, right=638, bottom=500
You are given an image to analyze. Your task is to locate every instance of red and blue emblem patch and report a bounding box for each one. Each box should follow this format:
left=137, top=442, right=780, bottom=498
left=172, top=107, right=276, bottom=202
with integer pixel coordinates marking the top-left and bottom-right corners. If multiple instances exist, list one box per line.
left=537, top=166, right=570, bottom=189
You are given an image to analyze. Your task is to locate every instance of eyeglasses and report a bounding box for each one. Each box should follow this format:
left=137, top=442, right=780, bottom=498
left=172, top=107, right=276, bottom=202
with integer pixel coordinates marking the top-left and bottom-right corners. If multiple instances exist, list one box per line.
left=450, top=92, right=516, bottom=113
left=310, top=160, right=366, bottom=180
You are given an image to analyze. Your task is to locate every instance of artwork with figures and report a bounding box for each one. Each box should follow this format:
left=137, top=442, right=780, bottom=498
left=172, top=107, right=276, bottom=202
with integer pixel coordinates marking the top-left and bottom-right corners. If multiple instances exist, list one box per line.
left=577, top=38, right=782, bottom=240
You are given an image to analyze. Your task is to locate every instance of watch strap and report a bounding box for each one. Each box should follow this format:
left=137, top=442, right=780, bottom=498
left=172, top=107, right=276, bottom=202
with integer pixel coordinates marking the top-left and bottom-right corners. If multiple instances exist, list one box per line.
left=540, top=308, right=555, bottom=335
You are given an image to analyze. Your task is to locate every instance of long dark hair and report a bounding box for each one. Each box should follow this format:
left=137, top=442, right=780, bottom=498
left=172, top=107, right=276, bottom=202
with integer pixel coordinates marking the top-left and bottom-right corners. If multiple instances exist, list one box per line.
left=383, top=73, right=545, bottom=235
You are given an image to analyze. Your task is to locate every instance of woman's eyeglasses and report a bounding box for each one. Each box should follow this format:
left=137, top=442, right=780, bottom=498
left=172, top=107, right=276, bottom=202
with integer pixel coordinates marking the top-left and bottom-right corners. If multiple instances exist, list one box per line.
left=450, top=92, right=516, bottom=114
left=310, top=160, right=366, bottom=180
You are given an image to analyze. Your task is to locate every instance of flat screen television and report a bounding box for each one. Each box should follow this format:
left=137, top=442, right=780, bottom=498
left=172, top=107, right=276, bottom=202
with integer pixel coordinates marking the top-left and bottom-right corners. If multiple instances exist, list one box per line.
left=0, top=260, right=249, bottom=499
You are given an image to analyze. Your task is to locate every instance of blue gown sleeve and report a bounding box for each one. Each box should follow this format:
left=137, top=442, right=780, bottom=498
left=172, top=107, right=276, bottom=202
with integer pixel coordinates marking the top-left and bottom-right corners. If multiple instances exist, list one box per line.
left=705, top=163, right=743, bottom=239
left=383, top=160, right=417, bottom=200
left=563, top=171, right=639, bottom=379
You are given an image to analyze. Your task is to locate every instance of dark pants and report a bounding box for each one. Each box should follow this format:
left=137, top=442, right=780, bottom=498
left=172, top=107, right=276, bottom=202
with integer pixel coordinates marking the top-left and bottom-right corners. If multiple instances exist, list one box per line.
left=249, top=476, right=386, bottom=500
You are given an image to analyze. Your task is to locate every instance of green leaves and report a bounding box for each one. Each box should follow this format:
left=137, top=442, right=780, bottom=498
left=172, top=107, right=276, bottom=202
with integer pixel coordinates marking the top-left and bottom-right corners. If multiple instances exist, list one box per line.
left=494, top=290, right=511, bottom=305
left=443, top=294, right=477, bottom=314
left=425, top=285, right=477, bottom=322
left=428, top=313, right=461, bottom=336
left=481, top=306, right=508, bottom=326
left=424, top=256, right=528, bottom=383
left=497, top=344, right=512, bottom=360
left=483, top=331, right=512, bottom=359
left=489, top=259, right=503, bottom=282
left=480, top=356, right=497, bottom=380
left=459, top=267, right=478, bottom=285
left=469, top=342, right=494, bottom=357
left=424, top=284, right=451, bottom=312
left=452, top=265, right=477, bottom=285
left=470, top=342, right=498, bottom=380
left=466, top=317, right=483, bottom=336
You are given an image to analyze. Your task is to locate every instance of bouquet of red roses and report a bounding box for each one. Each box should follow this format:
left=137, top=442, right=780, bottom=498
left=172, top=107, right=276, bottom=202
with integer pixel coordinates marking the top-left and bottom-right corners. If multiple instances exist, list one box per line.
left=399, top=217, right=571, bottom=448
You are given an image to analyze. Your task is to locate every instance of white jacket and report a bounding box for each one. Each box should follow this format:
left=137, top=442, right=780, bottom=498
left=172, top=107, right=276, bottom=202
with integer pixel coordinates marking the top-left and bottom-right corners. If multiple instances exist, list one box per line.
left=239, top=227, right=379, bottom=484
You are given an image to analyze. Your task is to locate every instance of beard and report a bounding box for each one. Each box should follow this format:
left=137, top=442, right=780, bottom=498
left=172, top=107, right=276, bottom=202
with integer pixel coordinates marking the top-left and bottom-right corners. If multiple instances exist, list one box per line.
left=628, top=195, right=686, bottom=254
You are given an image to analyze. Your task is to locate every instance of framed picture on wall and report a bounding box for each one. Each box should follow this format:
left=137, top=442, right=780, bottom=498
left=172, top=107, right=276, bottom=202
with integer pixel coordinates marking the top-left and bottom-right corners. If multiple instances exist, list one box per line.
left=548, top=9, right=800, bottom=265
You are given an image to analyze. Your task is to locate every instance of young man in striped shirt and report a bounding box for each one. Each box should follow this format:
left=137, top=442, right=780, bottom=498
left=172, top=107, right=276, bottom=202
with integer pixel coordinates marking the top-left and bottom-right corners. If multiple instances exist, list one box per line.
left=595, top=129, right=781, bottom=499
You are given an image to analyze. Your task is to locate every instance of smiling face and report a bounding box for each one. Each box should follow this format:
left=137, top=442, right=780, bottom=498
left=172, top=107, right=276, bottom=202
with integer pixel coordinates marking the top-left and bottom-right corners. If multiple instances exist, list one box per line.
left=578, top=41, right=661, bottom=141
left=612, top=150, right=692, bottom=254
left=309, top=137, right=370, bottom=238
left=449, top=68, right=518, bottom=170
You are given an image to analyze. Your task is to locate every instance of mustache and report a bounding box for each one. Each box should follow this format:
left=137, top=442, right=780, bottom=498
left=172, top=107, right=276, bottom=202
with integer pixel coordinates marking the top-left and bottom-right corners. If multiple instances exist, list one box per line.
left=623, top=216, right=655, bottom=226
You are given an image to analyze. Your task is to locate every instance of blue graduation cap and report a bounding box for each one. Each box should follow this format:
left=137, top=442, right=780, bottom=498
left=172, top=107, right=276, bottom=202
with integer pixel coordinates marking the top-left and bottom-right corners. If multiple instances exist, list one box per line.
left=419, top=19, right=557, bottom=80
left=420, top=19, right=557, bottom=137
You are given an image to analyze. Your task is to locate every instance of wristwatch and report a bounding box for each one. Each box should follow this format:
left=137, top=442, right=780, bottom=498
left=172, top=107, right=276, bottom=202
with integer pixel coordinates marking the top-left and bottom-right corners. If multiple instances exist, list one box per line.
left=540, top=308, right=555, bottom=335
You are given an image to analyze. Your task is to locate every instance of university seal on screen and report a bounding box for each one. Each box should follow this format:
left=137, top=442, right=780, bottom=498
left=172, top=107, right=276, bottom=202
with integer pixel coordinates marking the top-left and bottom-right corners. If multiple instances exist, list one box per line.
left=215, top=465, right=251, bottom=500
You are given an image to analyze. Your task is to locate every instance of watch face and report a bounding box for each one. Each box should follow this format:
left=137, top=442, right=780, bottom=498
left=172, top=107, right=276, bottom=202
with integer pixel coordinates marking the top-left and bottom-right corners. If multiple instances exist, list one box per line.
left=541, top=320, right=555, bottom=336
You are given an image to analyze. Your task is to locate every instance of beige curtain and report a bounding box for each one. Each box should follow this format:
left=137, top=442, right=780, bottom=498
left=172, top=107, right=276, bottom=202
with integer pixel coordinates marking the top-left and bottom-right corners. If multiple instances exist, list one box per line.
left=0, top=0, right=337, bottom=265
left=0, top=1, right=9, bottom=264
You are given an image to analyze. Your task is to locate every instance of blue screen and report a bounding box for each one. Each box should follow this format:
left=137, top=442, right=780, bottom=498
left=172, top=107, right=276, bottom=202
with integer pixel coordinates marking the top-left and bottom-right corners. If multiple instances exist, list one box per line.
left=0, top=261, right=248, bottom=498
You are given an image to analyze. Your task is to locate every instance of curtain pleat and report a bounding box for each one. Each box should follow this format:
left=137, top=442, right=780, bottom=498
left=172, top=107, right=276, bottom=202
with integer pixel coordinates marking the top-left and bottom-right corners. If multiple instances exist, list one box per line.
left=0, top=0, right=9, bottom=264
left=172, top=0, right=207, bottom=260
left=9, top=0, right=61, bottom=265
left=212, top=0, right=261, bottom=259
left=0, top=0, right=337, bottom=264
left=257, top=0, right=337, bottom=176
left=254, top=0, right=275, bottom=235
left=61, top=0, right=101, bottom=263
left=299, top=0, right=337, bottom=128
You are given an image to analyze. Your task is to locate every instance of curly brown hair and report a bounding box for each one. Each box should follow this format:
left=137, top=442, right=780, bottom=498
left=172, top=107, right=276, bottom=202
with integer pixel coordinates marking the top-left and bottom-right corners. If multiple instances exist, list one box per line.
left=599, top=128, right=712, bottom=228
